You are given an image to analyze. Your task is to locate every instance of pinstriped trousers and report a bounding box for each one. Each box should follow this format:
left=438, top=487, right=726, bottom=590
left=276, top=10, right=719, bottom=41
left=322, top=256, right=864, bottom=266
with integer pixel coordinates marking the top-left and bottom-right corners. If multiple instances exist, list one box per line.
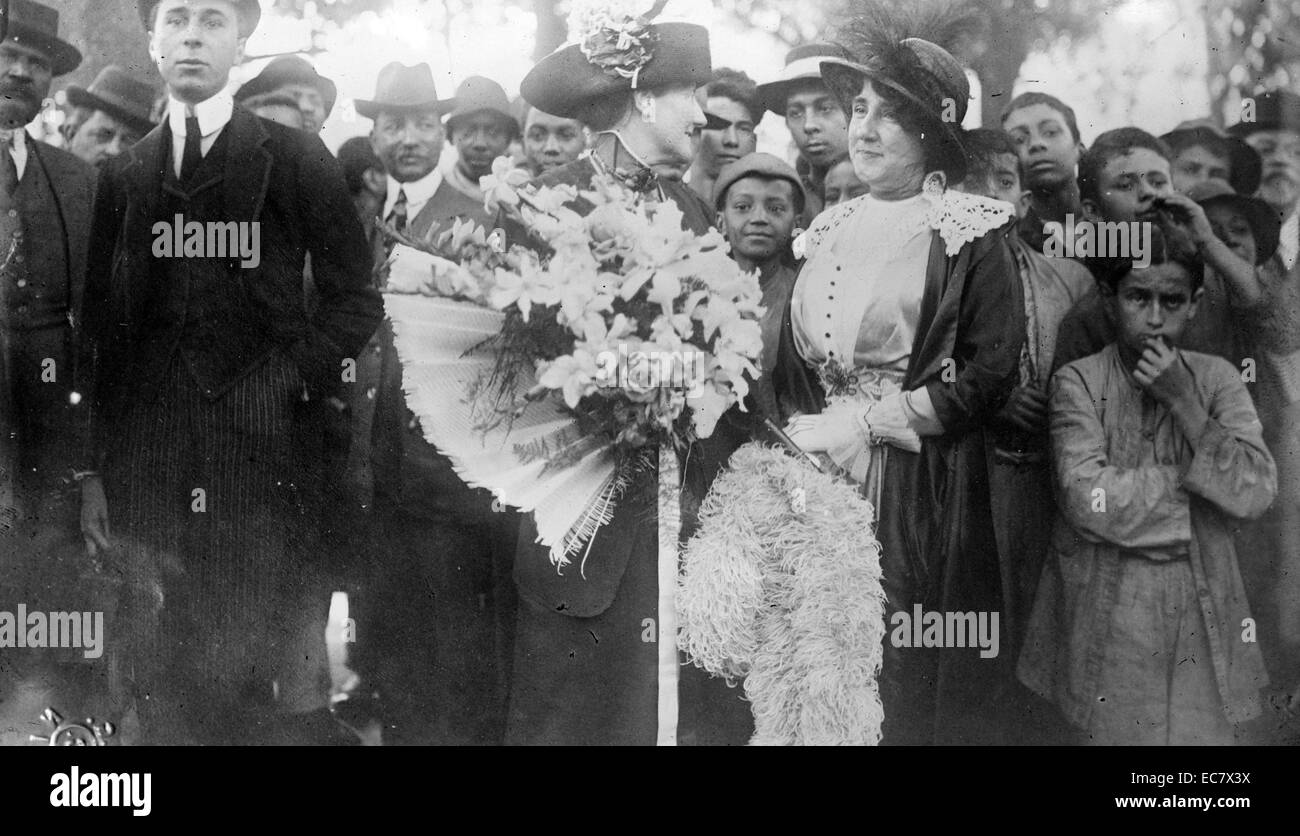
left=105, top=349, right=311, bottom=743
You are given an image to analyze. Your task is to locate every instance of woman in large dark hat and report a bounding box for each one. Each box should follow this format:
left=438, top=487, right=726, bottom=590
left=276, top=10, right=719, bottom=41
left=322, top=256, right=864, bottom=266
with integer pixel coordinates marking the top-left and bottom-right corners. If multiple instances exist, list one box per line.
left=506, top=0, right=756, bottom=746
left=775, top=7, right=1027, bottom=745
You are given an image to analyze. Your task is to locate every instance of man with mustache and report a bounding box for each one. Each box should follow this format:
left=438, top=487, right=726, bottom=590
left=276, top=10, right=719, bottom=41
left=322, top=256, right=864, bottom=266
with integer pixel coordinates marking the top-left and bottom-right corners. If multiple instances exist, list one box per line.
left=82, top=0, right=381, bottom=744
left=1225, top=90, right=1300, bottom=713
left=61, top=65, right=158, bottom=167
left=352, top=63, right=517, bottom=744
left=0, top=0, right=100, bottom=734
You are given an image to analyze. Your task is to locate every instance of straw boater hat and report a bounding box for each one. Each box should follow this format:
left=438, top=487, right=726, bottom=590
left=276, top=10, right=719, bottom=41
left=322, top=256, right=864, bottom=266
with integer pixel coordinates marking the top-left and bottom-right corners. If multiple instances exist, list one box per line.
left=137, top=0, right=262, bottom=38
left=820, top=37, right=972, bottom=183
left=6, top=0, right=82, bottom=77
left=236, top=56, right=338, bottom=119
left=755, top=43, right=852, bottom=117
left=65, top=65, right=158, bottom=136
left=355, top=63, right=455, bottom=120
left=520, top=0, right=712, bottom=120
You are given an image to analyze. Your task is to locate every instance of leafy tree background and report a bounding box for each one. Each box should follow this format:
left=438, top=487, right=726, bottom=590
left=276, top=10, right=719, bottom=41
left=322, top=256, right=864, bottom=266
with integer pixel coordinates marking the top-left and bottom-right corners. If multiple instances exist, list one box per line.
left=52, top=0, right=1300, bottom=129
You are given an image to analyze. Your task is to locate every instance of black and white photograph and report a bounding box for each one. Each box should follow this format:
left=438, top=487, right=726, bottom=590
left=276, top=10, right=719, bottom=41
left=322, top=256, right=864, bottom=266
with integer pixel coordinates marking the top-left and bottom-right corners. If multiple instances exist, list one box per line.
left=0, top=0, right=1297, bottom=795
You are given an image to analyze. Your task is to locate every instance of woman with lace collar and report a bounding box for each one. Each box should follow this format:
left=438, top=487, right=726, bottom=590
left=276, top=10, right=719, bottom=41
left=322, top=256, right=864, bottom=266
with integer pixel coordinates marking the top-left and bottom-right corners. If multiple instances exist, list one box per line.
left=773, top=19, right=1027, bottom=746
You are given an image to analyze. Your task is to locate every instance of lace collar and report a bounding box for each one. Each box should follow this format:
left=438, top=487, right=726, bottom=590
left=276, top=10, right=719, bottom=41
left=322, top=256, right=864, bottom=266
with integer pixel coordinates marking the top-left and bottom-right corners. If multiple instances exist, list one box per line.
left=794, top=172, right=1015, bottom=260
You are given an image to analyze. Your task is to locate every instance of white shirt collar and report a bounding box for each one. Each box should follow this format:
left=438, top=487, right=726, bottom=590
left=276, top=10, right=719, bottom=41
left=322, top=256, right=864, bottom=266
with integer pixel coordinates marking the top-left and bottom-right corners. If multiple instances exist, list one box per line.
left=0, top=129, right=27, bottom=152
left=0, top=128, right=28, bottom=179
left=167, top=88, right=235, bottom=139
left=384, top=166, right=443, bottom=218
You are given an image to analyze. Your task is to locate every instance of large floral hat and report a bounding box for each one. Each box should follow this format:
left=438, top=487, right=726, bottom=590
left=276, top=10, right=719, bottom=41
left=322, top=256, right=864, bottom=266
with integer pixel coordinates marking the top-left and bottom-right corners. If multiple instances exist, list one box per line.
left=521, top=0, right=712, bottom=120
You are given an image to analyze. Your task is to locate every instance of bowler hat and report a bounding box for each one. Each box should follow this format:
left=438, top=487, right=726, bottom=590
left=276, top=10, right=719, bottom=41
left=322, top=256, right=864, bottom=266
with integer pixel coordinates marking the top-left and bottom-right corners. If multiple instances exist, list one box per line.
left=713, top=151, right=806, bottom=214
left=444, top=76, right=519, bottom=138
left=65, top=65, right=158, bottom=136
left=137, top=0, right=261, bottom=39
left=5, top=0, right=81, bottom=77
left=755, top=43, right=851, bottom=117
left=821, top=38, right=971, bottom=182
left=522, top=22, right=711, bottom=120
left=1184, top=178, right=1280, bottom=265
left=235, top=56, right=337, bottom=118
left=1161, top=124, right=1262, bottom=196
left=1227, top=89, right=1300, bottom=139
left=355, top=62, right=454, bottom=120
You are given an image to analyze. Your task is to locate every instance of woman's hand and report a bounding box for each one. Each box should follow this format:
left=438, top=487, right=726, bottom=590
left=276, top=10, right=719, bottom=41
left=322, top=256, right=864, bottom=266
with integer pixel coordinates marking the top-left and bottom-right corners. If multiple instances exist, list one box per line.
left=784, top=411, right=860, bottom=453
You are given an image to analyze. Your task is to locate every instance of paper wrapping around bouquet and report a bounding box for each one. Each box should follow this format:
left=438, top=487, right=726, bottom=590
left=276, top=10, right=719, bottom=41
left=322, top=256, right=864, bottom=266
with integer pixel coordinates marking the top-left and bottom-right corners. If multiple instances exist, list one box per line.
left=384, top=293, right=619, bottom=567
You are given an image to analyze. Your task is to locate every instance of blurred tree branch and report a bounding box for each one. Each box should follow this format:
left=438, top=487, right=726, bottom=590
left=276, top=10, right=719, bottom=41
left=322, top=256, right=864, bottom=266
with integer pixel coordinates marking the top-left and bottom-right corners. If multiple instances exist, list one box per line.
left=1205, top=0, right=1300, bottom=126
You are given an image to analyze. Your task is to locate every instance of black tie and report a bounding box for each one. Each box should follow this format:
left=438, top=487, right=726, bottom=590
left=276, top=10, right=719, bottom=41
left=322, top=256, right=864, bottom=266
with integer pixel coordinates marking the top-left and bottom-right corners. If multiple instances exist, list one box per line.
left=387, top=187, right=408, bottom=235
left=181, top=115, right=203, bottom=182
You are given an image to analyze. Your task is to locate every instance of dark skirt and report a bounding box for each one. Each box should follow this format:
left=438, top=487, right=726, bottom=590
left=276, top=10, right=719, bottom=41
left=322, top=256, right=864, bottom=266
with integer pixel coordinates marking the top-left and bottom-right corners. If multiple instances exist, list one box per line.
left=506, top=424, right=756, bottom=746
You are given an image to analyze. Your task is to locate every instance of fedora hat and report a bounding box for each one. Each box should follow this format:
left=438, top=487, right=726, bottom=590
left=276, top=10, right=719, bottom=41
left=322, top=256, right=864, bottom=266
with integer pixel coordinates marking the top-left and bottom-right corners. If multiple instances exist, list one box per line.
left=1184, top=178, right=1280, bottom=265
left=355, top=62, right=454, bottom=120
left=137, top=0, right=261, bottom=38
left=821, top=38, right=971, bottom=182
left=522, top=18, right=711, bottom=121
left=1161, top=124, right=1262, bottom=196
left=65, top=65, right=158, bottom=135
left=444, top=75, right=518, bottom=137
left=5, top=0, right=81, bottom=77
left=755, top=43, right=851, bottom=117
left=235, top=56, right=337, bottom=118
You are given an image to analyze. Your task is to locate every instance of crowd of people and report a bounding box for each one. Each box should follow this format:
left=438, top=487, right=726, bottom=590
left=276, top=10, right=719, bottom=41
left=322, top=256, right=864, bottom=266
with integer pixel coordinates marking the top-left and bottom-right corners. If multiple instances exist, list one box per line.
left=1, top=0, right=1298, bottom=746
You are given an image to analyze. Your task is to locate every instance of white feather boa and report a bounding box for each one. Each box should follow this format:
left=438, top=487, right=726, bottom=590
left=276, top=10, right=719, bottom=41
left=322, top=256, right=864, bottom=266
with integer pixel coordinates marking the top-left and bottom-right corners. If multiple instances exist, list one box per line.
left=677, top=443, right=887, bottom=745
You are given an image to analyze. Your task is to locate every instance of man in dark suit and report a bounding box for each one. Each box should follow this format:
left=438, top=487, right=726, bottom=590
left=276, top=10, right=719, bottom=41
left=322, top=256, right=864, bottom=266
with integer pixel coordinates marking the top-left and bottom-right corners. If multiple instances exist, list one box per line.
left=82, top=0, right=382, bottom=744
left=0, top=0, right=107, bottom=736
left=348, top=63, right=515, bottom=744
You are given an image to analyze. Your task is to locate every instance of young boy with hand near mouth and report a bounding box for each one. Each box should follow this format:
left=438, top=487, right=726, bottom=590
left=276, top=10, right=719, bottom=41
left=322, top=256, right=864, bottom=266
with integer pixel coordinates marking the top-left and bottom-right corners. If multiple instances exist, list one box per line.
left=1019, top=250, right=1278, bottom=745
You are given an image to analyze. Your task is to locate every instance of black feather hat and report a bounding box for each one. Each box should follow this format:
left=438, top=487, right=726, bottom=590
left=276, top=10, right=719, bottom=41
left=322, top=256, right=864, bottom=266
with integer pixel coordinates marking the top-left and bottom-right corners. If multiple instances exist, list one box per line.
left=822, top=2, right=980, bottom=182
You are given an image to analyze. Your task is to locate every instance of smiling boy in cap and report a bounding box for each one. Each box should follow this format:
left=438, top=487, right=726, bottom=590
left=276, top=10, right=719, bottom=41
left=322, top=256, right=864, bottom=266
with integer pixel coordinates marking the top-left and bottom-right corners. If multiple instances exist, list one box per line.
left=712, top=152, right=803, bottom=417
